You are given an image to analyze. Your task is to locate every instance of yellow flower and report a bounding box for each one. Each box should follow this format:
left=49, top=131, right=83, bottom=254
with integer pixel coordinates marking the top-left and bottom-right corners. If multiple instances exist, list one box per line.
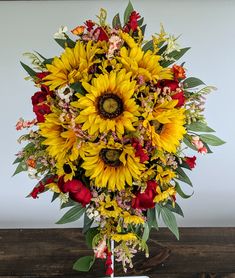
left=38, top=110, right=81, bottom=163
left=144, top=100, right=186, bottom=153
left=45, top=182, right=61, bottom=193
left=56, top=160, right=77, bottom=182
left=154, top=186, right=176, bottom=203
left=118, top=36, right=172, bottom=82
left=81, top=139, right=145, bottom=191
left=43, top=41, right=102, bottom=90
left=72, top=70, right=139, bottom=138
left=122, top=211, right=144, bottom=225
left=156, top=165, right=175, bottom=185
left=111, top=232, right=137, bottom=242
left=98, top=195, right=123, bottom=218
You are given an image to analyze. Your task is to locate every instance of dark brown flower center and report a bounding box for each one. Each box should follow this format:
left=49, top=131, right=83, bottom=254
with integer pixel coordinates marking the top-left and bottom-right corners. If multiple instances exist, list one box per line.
left=105, top=205, right=115, bottom=211
left=63, top=163, right=72, bottom=174
left=97, top=93, right=123, bottom=119
left=100, top=148, right=122, bottom=167
left=150, top=120, right=164, bottom=134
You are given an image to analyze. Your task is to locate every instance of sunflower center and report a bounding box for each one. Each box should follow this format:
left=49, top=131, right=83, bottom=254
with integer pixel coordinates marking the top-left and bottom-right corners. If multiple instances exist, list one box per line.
left=63, top=163, right=72, bottom=174
left=100, top=148, right=122, bottom=167
left=151, top=120, right=164, bottom=134
left=105, top=205, right=115, bottom=211
left=98, top=93, right=123, bottom=119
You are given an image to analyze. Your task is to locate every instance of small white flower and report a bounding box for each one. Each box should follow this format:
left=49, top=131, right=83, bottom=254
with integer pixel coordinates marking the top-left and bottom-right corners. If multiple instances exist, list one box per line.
left=57, top=85, right=74, bottom=103
left=28, top=166, right=38, bottom=179
left=54, top=26, right=68, bottom=40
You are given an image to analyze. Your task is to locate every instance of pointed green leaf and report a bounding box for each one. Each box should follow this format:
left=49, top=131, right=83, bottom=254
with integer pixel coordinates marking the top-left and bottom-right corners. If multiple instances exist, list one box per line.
left=161, top=47, right=190, bottom=67
left=157, top=44, right=167, bottom=55
left=183, top=135, right=197, bottom=151
left=165, top=201, right=184, bottom=217
left=20, top=62, right=36, bottom=77
left=83, top=212, right=94, bottom=234
left=70, top=82, right=86, bottom=95
left=12, top=161, right=27, bottom=176
left=147, top=208, right=159, bottom=229
left=73, top=256, right=95, bottom=272
left=160, top=206, right=179, bottom=240
left=187, top=122, right=215, bottom=133
left=124, top=1, right=134, bottom=24
left=137, top=17, right=144, bottom=27
left=112, top=13, right=121, bottom=28
left=142, top=222, right=150, bottom=242
left=85, top=227, right=99, bottom=248
left=202, top=141, right=213, bottom=153
left=200, top=134, right=225, bottom=146
left=51, top=192, right=60, bottom=203
left=140, top=24, right=146, bottom=36
left=13, top=156, right=24, bottom=165
left=183, top=77, right=205, bottom=89
left=60, top=199, right=77, bottom=209
left=142, top=40, right=153, bottom=52
left=175, top=181, right=193, bottom=199
left=55, top=37, right=76, bottom=49
left=56, top=204, right=85, bottom=224
left=175, top=167, right=193, bottom=186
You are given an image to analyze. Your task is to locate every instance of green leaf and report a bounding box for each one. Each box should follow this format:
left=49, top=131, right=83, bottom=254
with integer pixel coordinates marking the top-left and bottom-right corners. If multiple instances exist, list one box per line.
left=85, top=227, right=99, bottom=248
left=12, top=161, right=27, bottom=176
left=112, top=13, right=121, bottom=28
left=142, top=222, right=150, bottom=242
left=83, top=212, right=94, bottom=234
left=13, top=156, right=24, bottom=165
left=175, top=167, right=193, bottom=186
left=54, top=37, right=76, bottom=49
left=56, top=204, right=85, bottom=224
left=147, top=208, right=158, bottom=229
left=20, top=62, right=36, bottom=77
left=160, top=206, right=179, bottom=240
left=183, top=77, right=205, bottom=89
left=187, top=122, right=215, bottom=133
left=70, top=82, right=86, bottom=95
left=157, top=44, right=167, bottom=55
left=165, top=201, right=184, bottom=217
left=140, top=24, right=146, bottom=36
left=202, top=141, right=213, bottom=153
left=183, top=135, right=197, bottom=151
left=51, top=192, right=60, bottom=203
left=161, top=47, right=190, bottom=67
left=137, top=17, right=144, bottom=27
left=73, top=256, right=95, bottom=272
left=200, top=134, right=225, bottom=146
left=175, top=181, right=193, bottom=199
left=142, top=40, right=154, bottom=52
left=60, top=199, right=77, bottom=209
left=124, top=1, right=134, bottom=24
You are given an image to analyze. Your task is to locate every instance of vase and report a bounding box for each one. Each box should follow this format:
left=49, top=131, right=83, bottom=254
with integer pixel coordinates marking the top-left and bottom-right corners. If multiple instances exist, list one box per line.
left=108, top=241, right=149, bottom=278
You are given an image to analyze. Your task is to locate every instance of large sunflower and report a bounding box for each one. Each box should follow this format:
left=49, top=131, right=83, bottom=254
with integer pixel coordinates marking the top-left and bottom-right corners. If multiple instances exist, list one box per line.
left=43, top=41, right=102, bottom=90
left=81, top=139, right=146, bottom=191
left=38, top=110, right=81, bottom=163
left=72, top=70, right=139, bottom=138
left=118, top=32, right=172, bottom=82
left=144, top=100, right=186, bottom=153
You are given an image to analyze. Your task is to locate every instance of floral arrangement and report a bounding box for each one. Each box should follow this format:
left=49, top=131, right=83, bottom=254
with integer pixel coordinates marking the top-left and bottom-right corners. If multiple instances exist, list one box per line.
left=14, top=2, right=224, bottom=276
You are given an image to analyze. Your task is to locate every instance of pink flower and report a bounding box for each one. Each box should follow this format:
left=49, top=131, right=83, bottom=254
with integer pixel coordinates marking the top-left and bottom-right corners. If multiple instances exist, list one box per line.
left=191, top=136, right=208, bottom=154
left=198, top=147, right=208, bottom=154
left=94, top=239, right=107, bottom=259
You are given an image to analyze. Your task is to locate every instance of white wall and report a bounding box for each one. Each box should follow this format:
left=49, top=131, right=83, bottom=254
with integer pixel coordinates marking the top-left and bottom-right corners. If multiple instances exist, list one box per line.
left=0, top=0, right=234, bottom=228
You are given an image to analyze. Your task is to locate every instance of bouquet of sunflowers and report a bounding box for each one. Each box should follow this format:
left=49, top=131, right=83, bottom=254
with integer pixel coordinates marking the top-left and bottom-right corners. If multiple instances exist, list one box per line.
left=14, top=2, right=224, bottom=276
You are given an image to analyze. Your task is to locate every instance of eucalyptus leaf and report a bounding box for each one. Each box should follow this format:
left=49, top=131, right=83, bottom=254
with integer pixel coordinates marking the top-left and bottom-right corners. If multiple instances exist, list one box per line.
left=200, top=134, right=225, bottom=146
left=56, top=204, right=85, bottom=224
left=175, top=181, right=193, bottom=199
left=165, top=201, right=184, bottom=217
left=147, top=208, right=159, bottom=229
left=175, top=167, right=193, bottom=186
left=183, top=77, right=205, bottom=89
left=187, top=122, right=215, bottom=133
left=73, top=256, right=95, bottom=272
left=160, top=206, right=179, bottom=240
left=142, top=222, right=150, bottom=242
left=124, top=1, right=134, bottom=24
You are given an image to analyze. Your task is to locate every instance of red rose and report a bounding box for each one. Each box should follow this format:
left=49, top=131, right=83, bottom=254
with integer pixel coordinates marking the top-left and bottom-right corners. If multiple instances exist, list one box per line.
left=156, top=80, right=179, bottom=92
left=132, top=180, right=157, bottom=210
left=33, top=103, right=51, bottom=123
left=171, top=90, right=185, bottom=107
left=185, top=156, right=196, bottom=169
left=94, top=27, right=109, bottom=42
left=85, top=20, right=95, bottom=32
left=132, top=139, right=149, bottom=163
left=62, top=179, right=92, bottom=207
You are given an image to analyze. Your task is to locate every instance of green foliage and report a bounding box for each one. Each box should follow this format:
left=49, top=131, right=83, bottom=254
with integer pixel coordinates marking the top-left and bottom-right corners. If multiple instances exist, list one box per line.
left=70, top=82, right=86, bottom=95
left=12, top=156, right=24, bottom=165
left=83, top=212, right=94, bottom=234
left=142, top=222, right=150, bottom=242
left=147, top=207, right=159, bottom=229
left=85, top=227, right=99, bottom=248
left=54, top=36, right=76, bottom=49
left=183, top=135, right=197, bottom=151
left=56, top=204, right=85, bottom=224
left=12, top=161, right=27, bottom=176
left=200, top=134, right=225, bottom=146
left=73, top=256, right=95, bottom=272
left=51, top=192, right=60, bottom=202
left=187, top=122, right=215, bottom=133
left=124, top=1, right=134, bottom=24
left=183, top=77, right=205, bottom=89
left=161, top=47, right=190, bottom=67
left=20, top=62, right=36, bottom=77
left=142, top=40, right=154, bottom=52
left=165, top=201, right=184, bottom=217
left=60, top=199, right=77, bottom=209
left=112, top=13, right=121, bottom=28
left=175, top=181, right=193, bottom=199
left=137, top=17, right=144, bottom=27
left=175, top=167, right=193, bottom=186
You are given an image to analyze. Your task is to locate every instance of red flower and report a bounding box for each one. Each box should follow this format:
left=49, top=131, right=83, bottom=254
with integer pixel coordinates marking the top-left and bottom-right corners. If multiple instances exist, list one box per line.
left=171, top=90, right=185, bottom=107
left=94, top=27, right=109, bottom=42
left=156, top=80, right=179, bottom=92
left=36, top=72, right=49, bottom=81
left=132, top=180, right=157, bottom=210
left=30, top=182, right=45, bottom=199
left=33, top=104, right=51, bottom=123
left=185, top=156, right=197, bottom=169
left=31, top=85, right=50, bottom=105
left=128, top=11, right=141, bottom=31
left=62, top=179, right=92, bottom=207
left=105, top=266, right=113, bottom=276
left=85, top=20, right=95, bottom=32
left=132, top=140, right=149, bottom=163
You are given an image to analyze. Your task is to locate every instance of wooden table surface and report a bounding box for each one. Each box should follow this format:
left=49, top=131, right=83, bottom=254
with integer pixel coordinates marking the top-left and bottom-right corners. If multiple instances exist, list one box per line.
left=0, top=228, right=234, bottom=278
